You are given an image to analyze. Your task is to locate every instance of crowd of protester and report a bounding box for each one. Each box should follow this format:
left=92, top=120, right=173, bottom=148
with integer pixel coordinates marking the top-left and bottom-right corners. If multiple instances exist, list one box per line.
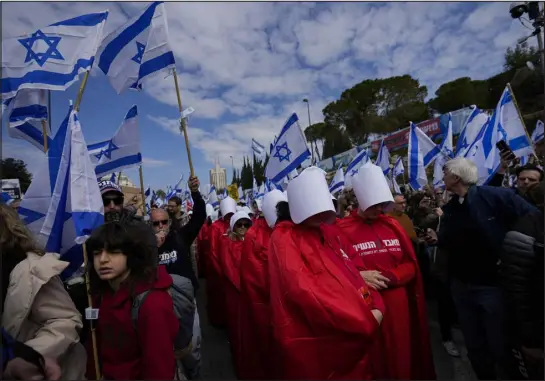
left=1, top=151, right=543, bottom=380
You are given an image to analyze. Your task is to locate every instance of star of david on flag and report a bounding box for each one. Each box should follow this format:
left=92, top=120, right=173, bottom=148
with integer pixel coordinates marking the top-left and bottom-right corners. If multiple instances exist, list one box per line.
left=274, top=142, right=292, bottom=162
left=265, top=113, right=310, bottom=183
left=2, top=11, right=109, bottom=99
left=87, top=105, right=142, bottom=178
left=96, top=2, right=176, bottom=94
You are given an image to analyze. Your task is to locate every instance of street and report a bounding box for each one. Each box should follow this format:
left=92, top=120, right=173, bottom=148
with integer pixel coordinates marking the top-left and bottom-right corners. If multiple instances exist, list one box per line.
left=196, top=279, right=477, bottom=380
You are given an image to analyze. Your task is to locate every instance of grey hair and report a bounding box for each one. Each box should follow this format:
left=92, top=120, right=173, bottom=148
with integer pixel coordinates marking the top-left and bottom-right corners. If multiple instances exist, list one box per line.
left=444, top=157, right=478, bottom=185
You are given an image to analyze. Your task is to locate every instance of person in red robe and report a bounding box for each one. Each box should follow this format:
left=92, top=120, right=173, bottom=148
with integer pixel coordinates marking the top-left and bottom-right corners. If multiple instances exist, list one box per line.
left=196, top=204, right=215, bottom=278
left=218, top=211, right=253, bottom=377
left=268, top=167, right=385, bottom=380
left=206, top=197, right=237, bottom=328
left=239, top=190, right=288, bottom=379
left=337, top=162, right=436, bottom=380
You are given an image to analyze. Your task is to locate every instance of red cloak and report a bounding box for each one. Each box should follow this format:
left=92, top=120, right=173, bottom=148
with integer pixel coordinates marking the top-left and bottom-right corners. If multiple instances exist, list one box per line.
left=196, top=223, right=210, bottom=277
left=268, top=220, right=384, bottom=380
left=206, top=218, right=228, bottom=327
left=337, top=213, right=436, bottom=380
left=218, top=234, right=245, bottom=377
left=239, top=218, right=273, bottom=379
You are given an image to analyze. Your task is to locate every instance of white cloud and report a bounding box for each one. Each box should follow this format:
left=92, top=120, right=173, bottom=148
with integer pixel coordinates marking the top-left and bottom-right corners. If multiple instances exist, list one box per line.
left=2, top=1, right=534, bottom=167
left=142, top=157, right=169, bottom=168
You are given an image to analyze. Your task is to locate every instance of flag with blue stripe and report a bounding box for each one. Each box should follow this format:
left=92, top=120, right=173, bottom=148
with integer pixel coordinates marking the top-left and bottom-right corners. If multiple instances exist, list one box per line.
left=145, top=185, right=151, bottom=198
left=344, top=148, right=369, bottom=188
left=252, top=138, right=266, bottom=156
left=18, top=107, right=103, bottom=280
left=265, top=113, right=310, bottom=183
left=2, top=12, right=109, bottom=99
left=96, top=2, right=175, bottom=94
left=408, top=122, right=441, bottom=190
left=433, top=113, right=454, bottom=188
left=329, top=166, right=345, bottom=195
left=207, top=186, right=219, bottom=208
left=5, top=89, right=51, bottom=151
left=455, top=106, right=489, bottom=157
left=531, top=120, right=544, bottom=144
left=392, top=157, right=404, bottom=178
left=376, top=140, right=391, bottom=175
left=87, top=105, right=142, bottom=178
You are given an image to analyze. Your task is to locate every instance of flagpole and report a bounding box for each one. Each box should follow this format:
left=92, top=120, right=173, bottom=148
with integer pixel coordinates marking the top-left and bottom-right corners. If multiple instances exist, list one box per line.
left=172, top=69, right=195, bottom=177
left=41, top=120, right=48, bottom=153
left=138, top=165, right=147, bottom=215
left=73, top=71, right=90, bottom=112
left=71, top=69, right=101, bottom=379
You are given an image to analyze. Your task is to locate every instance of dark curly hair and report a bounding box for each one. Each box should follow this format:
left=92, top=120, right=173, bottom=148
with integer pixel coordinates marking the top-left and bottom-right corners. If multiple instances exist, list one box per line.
left=276, top=201, right=291, bottom=223
left=86, top=222, right=157, bottom=298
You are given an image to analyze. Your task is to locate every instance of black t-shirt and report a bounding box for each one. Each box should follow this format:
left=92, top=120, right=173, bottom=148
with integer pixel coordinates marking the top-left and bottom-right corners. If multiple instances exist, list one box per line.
left=158, top=232, right=199, bottom=293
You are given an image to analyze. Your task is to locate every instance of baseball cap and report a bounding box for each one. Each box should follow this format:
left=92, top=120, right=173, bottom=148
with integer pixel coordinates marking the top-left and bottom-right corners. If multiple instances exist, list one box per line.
left=98, top=180, right=123, bottom=197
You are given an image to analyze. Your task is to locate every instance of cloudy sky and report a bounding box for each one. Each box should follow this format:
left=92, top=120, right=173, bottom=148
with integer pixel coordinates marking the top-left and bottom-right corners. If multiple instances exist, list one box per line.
left=1, top=1, right=533, bottom=191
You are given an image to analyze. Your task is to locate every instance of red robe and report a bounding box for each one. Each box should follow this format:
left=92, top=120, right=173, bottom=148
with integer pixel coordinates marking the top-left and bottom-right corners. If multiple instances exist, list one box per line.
left=197, top=223, right=210, bottom=277
left=268, top=220, right=385, bottom=380
left=337, top=213, right=435, bottom=380
left=218, top=234, right=244, bottom=377
left=206, top=218, right=229, bottom=327
left=239, top=218, right=272, bottom=379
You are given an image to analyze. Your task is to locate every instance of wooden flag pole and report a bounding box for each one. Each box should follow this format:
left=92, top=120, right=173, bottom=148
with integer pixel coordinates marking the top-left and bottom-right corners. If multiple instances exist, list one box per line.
left=138, top=165, right=147, bottom=216
left=172, top=69, right=195, bottom=177
left=71, top=70, right=101, bottom=379
left=507, top=83, right=540, bottom=163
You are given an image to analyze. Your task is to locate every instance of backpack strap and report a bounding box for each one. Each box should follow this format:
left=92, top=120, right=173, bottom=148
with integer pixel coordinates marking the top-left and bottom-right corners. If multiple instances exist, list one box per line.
left=131, top=290, right=151, bottom=330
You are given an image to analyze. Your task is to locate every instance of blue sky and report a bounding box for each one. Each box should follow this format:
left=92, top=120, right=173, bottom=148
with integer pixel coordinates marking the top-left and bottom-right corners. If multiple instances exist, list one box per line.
left=1, top=1, right=534, bottom=192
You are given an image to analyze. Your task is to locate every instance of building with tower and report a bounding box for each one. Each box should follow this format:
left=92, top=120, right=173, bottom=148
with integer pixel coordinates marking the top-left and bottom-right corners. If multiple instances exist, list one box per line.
left=209, top=158, right=227, bottom=190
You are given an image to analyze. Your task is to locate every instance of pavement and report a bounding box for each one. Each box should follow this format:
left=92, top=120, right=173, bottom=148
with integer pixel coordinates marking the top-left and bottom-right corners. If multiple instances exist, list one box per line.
left=196, top=279, right=477, bottom=380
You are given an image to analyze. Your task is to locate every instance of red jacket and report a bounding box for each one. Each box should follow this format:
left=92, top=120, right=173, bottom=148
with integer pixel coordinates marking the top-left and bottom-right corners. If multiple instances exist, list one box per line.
left=197, top=222, right=211, bottom=276
left=239, top=218, right=273, bottom=379
left=87, top=266, right=178, bottom=380
left=267, top=220, right=384, bottom=380
left=206, top=218, right=229, bottom=327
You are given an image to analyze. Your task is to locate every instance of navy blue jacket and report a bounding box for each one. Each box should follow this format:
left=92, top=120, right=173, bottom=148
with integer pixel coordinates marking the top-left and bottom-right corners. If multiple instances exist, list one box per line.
left=2, top=327, right=16, bottom=373
left=438, top=185, right=538, bottom=254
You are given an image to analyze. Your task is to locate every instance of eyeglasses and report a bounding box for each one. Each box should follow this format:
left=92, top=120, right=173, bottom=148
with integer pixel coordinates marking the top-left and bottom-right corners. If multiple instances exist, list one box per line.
left=152, top=219, right=169, bottom=227
left=103, top=197, right=123, bottom=206
left=235, top=223, right=251, bottom=229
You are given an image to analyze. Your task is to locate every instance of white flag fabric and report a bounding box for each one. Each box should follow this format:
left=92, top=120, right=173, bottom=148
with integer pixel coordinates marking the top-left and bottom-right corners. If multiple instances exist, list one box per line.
left=2, top=12, right=108, bottom=99
left=392, top=157, right=404, bottom=178
left=96, top=2, right=175, bottom=94
left=252, top=138, right=266, bottom=156
left=87, top=105, right=142, bottom=178
left=531, top=120, right=544, bottom=144
left=207, top=186, right=219, bottom=208
left=344, top=148, right=370, bottom=188
left=375, top=140, right=391, bottom=175
left=408, top=122, right=440, bottom=190
left=18, top=106, right=103, bottom=280
left=329, top=166, right=345, bottom=195
left=433, top=113, right=454, bottom=188
left=5, top=89, right=51, bottom=151
left=462, top=118, right=496, bottom=185
left=455, top=106, right=489, bottom=157
left=265, top=113, right=311, bottom=183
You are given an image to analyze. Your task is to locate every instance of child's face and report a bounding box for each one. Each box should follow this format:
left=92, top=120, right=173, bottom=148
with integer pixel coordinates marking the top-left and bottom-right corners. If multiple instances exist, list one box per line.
left=93, top=249, right=128, bottom=281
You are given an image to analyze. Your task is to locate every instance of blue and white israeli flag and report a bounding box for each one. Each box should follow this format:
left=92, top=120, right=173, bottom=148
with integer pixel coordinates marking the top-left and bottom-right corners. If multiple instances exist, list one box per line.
left=265, top=113, right=310, bottom=183
left=96, top=2, right=175, bottom=94
left=87, top=105, right=142, bottom=178
left=2, top=11, right=109, bottom=99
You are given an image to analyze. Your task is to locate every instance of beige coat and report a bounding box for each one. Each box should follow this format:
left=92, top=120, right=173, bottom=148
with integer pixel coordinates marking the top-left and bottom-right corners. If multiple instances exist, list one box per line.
left=2, top=252, right=87, bottom=379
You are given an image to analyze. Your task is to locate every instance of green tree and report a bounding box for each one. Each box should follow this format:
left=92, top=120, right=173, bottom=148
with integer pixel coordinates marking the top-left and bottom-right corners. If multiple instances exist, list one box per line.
left=252, top=154, right=265, bottom=185
left=427, top=77, right=489, bottom=114
left=504, top=41, right=540, bottom=72
left=240, top=156, right=253, bottom=190
left=155, top=189, right=166, bottom=200
left=1, top=158, right=33, bottom=193
left=322, top=75, right=429, bottom=145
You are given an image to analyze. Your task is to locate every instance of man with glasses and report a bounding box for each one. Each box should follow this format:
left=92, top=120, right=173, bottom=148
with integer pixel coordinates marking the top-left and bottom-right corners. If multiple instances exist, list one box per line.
left=388, top=193, right=418, bottom=243
left=150, top=176, right=205, bottom=380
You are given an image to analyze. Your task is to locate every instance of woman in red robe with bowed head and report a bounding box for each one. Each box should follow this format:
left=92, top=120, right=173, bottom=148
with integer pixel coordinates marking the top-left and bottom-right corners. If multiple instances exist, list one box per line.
left=268, top=167, right=385, bottom=380
left=239, top=190, right=288, bottom=379
left=218, top=210, right=253, bottom=377
left=206, top=196, right=237, bottom=328
left=196, top=204, right=215, bottom=278
left=337, top=162, right=436, bottom=380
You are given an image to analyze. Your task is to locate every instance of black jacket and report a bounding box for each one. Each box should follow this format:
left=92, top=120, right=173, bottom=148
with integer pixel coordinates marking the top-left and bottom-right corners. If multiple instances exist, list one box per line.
left=500, top=210, right=544, bottom=349
left=158, top=191, right=206, bottom=293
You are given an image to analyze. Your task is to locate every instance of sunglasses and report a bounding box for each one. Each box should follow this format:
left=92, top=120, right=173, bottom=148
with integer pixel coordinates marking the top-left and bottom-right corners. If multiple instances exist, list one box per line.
left=235, top=223, right=251, bottom=229
left=152, top=219, right=169, bottom=227
left=103, top=197, right=123, bottom=206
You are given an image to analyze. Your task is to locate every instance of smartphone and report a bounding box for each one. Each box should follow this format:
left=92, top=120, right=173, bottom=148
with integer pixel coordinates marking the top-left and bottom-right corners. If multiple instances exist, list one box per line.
left=496, top=140, right=516, bottom=161
left=415, top=227, right=427, bottom=238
